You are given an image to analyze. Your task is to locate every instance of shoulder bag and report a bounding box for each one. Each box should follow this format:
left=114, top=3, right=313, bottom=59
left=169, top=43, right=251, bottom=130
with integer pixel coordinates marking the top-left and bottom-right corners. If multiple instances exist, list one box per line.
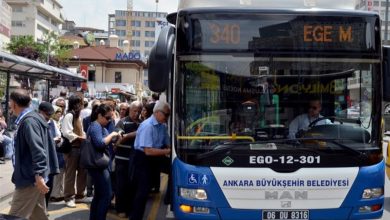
left=80, top=134, right=109, bottom=169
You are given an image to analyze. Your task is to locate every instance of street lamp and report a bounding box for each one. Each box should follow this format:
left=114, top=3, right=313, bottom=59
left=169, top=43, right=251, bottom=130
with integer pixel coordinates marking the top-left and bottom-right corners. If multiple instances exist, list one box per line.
left=386, top=0, right=389, bottom=43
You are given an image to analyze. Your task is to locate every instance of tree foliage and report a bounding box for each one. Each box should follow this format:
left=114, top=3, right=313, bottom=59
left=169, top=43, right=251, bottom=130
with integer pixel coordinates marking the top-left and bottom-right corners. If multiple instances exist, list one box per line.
left=6, top=36, right=44, bottom=60
left=6, top=33, right=71, bottom=67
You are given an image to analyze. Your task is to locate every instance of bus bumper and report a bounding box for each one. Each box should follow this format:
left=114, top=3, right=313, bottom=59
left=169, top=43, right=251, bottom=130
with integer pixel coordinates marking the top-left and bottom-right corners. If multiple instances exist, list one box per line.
left=174, top=207, right=383, bottom=220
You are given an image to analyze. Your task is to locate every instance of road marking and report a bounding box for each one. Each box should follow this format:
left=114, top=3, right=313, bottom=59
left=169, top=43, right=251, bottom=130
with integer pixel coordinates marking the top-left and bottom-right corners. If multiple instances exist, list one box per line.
left=48, top=203, right=89, bottom=215
left=147, top=174, right=168, bottom=220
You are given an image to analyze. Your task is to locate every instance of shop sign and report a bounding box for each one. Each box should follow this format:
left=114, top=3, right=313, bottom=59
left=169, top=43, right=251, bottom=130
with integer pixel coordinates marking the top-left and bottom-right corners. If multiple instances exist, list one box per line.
left=115, top=52, right=141, bottom=61
left=0, top=23, right=10, bottom=37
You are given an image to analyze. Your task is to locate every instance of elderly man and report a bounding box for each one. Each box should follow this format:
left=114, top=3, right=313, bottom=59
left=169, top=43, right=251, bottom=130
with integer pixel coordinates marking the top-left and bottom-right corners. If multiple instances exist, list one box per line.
left=114, top=101, right=141, bottom=218
left=118, top=103, right=130, bottom=119
left=128, top=101, right=171, bottom=220
left=8, top=90, right=59, bottom=220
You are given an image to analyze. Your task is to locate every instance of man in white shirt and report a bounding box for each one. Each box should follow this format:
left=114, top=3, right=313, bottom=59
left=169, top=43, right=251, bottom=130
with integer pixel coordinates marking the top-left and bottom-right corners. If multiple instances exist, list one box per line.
left=288, top=99, right=332, bottom=139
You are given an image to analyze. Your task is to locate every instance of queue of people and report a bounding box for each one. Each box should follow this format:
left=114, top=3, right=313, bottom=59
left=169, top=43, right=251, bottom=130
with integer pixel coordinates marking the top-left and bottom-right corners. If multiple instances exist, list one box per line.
left=2, top=89, right=170, bottom=220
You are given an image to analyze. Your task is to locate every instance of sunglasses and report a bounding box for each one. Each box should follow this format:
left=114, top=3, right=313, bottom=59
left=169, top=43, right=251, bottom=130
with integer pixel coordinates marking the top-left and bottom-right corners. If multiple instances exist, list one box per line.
left=160, top=111, right=170, bottom=118
left=104, top=115, right=112, bottom=121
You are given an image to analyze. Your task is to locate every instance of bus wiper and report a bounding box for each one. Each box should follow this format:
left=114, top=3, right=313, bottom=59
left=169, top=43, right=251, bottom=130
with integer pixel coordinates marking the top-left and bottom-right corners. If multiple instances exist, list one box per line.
left=296, top=138, right=368, bottom=159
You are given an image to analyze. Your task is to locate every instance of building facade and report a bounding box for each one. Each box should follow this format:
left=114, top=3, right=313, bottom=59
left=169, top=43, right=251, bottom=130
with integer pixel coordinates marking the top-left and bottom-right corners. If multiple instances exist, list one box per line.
left=0, top=0, right=11, bottom=51
left=356, top=0, right=390, bottom=41
left=6, top=0, right=64, bottom=41
left=108, top=10, right=168, bottom=57
left=68, top=45, right=146, bottom=100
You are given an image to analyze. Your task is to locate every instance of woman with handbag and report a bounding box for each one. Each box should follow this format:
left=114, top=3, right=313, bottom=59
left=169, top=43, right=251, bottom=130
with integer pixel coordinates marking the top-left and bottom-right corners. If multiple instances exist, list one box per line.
left=87, top=104, right=122, bottom=220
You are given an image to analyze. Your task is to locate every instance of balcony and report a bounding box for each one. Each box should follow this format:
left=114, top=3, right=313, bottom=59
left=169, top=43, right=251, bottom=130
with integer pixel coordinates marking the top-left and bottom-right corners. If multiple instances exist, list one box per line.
left=34, top=0, right=64, bottom=24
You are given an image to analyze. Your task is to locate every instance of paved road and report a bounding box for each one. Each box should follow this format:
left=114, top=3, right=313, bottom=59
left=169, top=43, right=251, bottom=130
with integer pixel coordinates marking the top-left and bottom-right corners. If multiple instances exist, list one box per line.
left=0, top=174, right=172, bottom=220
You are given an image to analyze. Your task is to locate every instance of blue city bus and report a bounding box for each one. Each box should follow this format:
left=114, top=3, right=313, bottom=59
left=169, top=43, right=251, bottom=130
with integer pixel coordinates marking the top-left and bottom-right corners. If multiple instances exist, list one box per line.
left=148, top=0, right=390, bottom=219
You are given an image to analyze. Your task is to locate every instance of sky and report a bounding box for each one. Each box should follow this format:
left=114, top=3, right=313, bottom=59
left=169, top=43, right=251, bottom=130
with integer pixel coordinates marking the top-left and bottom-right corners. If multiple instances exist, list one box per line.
left=59, top=0, right=179, bottom=30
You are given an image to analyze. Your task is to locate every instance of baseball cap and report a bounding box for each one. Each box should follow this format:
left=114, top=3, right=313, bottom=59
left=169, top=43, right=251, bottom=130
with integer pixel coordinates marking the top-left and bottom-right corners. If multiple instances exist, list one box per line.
left=39, top=102, right=55, bottom=115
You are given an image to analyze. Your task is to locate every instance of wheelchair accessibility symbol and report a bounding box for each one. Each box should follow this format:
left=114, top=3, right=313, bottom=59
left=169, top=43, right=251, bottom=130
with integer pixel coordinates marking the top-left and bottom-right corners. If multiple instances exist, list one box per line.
left=187, top=173, right=199, bottom=185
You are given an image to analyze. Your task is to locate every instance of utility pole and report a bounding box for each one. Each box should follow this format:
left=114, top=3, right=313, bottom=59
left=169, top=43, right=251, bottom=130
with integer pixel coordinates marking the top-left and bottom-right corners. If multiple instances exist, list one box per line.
left=156, top=0, right=159, bottom=16
left=127, top=0, right=133, bottom=51
left=386, top=0, right=389, bottom=44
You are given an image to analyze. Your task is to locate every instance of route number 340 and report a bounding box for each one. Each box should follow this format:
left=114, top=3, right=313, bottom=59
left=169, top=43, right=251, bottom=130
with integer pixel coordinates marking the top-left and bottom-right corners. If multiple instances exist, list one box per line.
left=209, top=24, right=241, bottom=45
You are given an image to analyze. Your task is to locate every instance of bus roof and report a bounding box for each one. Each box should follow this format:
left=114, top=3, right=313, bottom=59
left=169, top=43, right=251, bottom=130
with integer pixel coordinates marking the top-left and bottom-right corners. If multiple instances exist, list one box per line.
left=178, top=0, right=358, bottom=11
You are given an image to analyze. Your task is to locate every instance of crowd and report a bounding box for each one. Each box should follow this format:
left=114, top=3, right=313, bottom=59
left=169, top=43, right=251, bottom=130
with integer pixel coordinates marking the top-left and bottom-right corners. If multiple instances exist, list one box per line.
left=0, top=89, right=171, bottom=220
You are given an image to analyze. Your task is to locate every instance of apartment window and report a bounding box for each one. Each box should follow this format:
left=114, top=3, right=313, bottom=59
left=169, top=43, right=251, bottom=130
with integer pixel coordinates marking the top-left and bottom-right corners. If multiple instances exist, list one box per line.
left=115, top=72, right=122, bottom=83
left=374, top=1, right=379, bottom=6
left=144, top=31, right=155, bottom=38
left=38, top=10, right=49, bottom=21
left=132, top=30, right=141, bottom=37
left=145, top=41, right=155, bottom=47
left=131, top=40, right=140, bottom=47
left=12, top=6, right=23, bottom=12
left=145, top=21, right=155, bottom=27
left=88, top=70, right=96, bottom=81
left=12, top=21, right=25, bottom=27
left=118, top=39, right=124, bottom=47
left=51, top=20, right=58, bottom=27
left=37, top=24, right=49, bottom=34
left=116, top=20, right=126, bottom=26
left=115, top=10, right=127, bottom=17
left=115, top=30, right=126, bottom=37
left=131, top=20, right=141, bottom=27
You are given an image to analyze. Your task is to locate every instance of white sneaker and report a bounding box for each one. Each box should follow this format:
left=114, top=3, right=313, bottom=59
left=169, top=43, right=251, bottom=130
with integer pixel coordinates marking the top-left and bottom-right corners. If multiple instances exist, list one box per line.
left=65, top=200, right=76, bottom=208
left=75, top=197, right=92, bottom=203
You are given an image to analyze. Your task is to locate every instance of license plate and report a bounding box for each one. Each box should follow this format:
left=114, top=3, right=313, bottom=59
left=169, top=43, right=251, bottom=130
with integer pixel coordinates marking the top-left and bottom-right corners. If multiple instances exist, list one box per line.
left=262, top=210, right=309, bottom=220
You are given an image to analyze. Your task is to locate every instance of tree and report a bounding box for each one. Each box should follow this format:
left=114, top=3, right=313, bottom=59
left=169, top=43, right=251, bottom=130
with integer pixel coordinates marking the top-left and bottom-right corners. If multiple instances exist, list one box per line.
left=6, top=36, right=44, bottom=60
left=41, top=32, right=72, bottom=67
left=6, top=33, right=71, bottom=67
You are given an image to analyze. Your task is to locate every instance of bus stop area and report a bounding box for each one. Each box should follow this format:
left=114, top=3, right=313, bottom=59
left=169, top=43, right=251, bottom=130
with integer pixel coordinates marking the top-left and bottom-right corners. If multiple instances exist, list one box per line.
left=0, top=50, right=86, bottom=122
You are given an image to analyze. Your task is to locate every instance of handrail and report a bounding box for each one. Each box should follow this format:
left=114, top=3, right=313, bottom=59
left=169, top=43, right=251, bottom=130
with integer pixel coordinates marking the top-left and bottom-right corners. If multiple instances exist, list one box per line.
left=177, top=135, right=255, bottom=142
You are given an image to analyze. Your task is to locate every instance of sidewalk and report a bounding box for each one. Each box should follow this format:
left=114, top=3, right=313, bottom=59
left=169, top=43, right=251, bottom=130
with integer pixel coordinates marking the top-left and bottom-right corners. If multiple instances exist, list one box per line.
left=0, top=161, right=14, bottom=203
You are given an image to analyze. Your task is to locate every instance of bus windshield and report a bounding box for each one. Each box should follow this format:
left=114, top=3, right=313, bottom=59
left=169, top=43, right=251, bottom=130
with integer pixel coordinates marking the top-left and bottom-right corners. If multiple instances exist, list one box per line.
left=174, top=12, right=382, bottom=169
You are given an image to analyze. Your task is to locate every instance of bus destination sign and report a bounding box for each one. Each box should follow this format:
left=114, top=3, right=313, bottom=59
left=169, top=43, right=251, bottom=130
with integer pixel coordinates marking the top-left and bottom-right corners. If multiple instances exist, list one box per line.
left=189, top=15, right=378, bottom=52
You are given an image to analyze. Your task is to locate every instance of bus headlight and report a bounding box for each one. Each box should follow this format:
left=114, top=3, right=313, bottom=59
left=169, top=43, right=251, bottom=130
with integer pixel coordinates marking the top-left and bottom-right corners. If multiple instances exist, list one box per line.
left=180, top=188, right=207, bottom=200
left=362, top=188, right=383, bottom=199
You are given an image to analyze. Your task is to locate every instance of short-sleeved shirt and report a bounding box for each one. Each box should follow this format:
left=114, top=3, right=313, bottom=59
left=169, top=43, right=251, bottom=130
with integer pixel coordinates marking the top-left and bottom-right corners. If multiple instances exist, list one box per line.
left=115, top=117, right=139, bottom=159
left=134, top=115, right=169, bottom=151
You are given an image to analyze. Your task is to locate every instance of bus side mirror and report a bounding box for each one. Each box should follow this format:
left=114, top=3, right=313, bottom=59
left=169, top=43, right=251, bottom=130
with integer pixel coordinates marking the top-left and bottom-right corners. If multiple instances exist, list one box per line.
left=148, top=26, right=175, bottom=93
left=383, top=46, right=390, bottom=102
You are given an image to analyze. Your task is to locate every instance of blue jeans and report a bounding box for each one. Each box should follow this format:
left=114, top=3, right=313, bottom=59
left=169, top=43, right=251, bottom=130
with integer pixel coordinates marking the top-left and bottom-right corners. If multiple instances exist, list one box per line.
left=88, top=168, right=112, bottom=220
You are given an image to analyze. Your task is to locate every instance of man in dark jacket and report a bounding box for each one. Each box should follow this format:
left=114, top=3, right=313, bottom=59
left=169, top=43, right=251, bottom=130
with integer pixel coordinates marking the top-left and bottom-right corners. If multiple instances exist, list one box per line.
left=8, top=90, right=59, bottom=220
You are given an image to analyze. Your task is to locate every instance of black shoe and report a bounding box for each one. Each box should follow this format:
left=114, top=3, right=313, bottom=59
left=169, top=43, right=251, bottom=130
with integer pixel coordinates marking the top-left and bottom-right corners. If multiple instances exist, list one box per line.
left=50, top=197, right=64, bottom=202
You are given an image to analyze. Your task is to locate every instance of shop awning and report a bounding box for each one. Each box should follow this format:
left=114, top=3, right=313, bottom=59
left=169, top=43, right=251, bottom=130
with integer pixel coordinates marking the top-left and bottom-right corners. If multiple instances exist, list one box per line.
left=0, top=51, right=86, bottom=82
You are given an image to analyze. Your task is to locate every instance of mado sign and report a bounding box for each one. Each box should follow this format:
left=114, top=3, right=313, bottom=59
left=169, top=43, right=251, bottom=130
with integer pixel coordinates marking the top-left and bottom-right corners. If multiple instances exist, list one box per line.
left=115, top=52, right=141, bottom=61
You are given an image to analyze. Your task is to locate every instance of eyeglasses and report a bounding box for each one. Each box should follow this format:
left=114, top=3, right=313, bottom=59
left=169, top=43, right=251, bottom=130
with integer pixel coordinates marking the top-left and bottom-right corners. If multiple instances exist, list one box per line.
left=309, top=106, right=318, bottom=110
left=104, top=115, right=112, bottom=121
left=160, top=111, right=170, bottom=118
